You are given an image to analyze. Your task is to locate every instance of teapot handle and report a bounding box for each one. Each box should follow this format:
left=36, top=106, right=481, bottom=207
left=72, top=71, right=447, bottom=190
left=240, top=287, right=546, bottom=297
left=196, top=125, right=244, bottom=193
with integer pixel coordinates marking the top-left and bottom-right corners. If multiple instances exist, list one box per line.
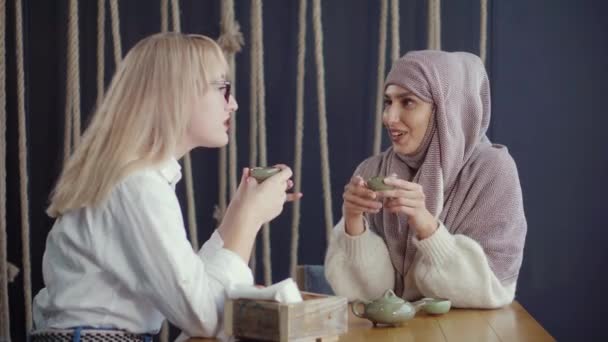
left=351, top=300, right=366, bottom=318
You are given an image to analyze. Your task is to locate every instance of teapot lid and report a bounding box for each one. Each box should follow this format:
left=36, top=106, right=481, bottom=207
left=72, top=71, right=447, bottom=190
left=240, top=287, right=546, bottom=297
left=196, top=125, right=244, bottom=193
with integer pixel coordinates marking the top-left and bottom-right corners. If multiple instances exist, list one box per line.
left=374, top=289, right=405, bottom=305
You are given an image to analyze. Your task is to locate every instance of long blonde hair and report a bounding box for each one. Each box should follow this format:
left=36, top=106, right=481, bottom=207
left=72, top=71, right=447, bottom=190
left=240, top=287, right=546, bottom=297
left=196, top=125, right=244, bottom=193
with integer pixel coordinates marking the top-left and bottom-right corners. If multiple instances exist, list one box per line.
left=48, top=33, right=227, bottom=217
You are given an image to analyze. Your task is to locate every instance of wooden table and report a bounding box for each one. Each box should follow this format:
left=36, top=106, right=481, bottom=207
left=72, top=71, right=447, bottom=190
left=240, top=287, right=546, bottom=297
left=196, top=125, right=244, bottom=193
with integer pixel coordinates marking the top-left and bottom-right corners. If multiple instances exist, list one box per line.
left=189, top=301, right=554, bottom=342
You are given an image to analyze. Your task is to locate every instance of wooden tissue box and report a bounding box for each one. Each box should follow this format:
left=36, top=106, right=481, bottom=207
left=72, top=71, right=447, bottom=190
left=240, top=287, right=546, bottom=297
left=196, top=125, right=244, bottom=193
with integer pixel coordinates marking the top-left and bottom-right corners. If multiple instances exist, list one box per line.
left=224, top=292, right=348, bottom=342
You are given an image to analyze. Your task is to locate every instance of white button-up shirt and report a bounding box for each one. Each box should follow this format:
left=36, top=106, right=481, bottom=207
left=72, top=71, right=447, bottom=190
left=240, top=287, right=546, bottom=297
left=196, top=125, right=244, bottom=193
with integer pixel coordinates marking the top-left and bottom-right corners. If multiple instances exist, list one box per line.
left=33, top=158, right=254, bottom=338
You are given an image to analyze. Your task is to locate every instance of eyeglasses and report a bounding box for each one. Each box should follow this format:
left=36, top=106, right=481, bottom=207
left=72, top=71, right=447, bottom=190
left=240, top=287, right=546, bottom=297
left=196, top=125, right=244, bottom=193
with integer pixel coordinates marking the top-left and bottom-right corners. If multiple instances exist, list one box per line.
left=210, top=80, right=231, bottom=103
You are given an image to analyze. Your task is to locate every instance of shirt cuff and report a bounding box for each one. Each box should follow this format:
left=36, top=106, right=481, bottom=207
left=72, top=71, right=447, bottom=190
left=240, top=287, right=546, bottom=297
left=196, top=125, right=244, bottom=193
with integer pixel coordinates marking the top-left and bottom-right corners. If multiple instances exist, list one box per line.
left=335, top=217, right=378, bottom=261
left=412, top=223, right=457, bottom=267
left=199, top=230, right=254, bottom=288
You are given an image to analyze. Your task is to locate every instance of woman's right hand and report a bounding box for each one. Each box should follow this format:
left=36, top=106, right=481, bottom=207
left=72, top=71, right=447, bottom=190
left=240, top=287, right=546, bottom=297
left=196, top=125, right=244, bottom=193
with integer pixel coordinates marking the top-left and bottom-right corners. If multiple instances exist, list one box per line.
left=342, top=176, right=382, bottom=235
left=228, top=165, right=301, bottom=229
left=220, top=165, right=301, bottom=262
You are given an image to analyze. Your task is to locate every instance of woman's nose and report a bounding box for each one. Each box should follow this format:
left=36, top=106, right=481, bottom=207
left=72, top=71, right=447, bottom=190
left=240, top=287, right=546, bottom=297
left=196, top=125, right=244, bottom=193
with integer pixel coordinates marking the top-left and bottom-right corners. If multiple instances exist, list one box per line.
left=228, top=95, right=238, bottom=112
left=383, top=106, right=399, bottom=124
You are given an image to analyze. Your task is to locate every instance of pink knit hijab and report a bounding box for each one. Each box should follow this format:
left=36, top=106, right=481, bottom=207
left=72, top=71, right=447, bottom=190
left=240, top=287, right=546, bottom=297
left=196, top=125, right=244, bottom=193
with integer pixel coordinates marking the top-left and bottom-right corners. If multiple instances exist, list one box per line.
left=355, top=51, right=527, bottom=297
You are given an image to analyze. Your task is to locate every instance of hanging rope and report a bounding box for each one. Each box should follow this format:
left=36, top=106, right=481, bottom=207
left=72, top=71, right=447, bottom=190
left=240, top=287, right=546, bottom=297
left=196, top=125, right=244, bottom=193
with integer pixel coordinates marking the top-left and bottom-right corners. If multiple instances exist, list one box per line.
left=109, top=0, right=122, bottom=66
left=390, top=0, right=400, bottom=62
left=372, top=0, right=388, bottom=156
left=0, top=0, right=10, bottom=339
left=70, top=0, right=81, bottom=147
left=162, top=0, right=198, bottom=252
left=247, top=13, right=259, bottom=276
left=96, top=0, right=105, bottom=107
left=160, top=0, right=168, bottom=32
left=217, top=146, right=227, bottom=221
left=218, top=0, right=243, bottom=205
left=15, top=0, right=32, bottom=333
left=312, top=0, right=334, bottom=244
left=251, top=0, right=272, bottom=286
left=427, top=0, right=441, bottom=50
left=170, top=0, right=181, bottom=33
left=289, top=0, right=307, bottom=278
left=480, top=0, right=488, bottom=64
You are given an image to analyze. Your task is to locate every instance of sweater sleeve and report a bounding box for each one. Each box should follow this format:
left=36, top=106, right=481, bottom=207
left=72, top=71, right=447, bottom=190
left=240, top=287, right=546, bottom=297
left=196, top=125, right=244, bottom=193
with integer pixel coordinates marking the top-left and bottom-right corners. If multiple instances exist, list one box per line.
left=411, top=223, right=516, bottom=308
left=324, top=217, right=395, bottom=301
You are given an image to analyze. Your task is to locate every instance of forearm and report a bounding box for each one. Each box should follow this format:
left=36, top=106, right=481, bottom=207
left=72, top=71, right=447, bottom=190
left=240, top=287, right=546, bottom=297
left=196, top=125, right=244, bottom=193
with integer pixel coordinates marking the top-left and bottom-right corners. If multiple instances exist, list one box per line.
left=324, top=217, right=395, bottom=301
left=217, top=208, right=260, bottom=263
left=344, top=215, right=365, bottom=236
left=412, top=224, right=516, bottom=308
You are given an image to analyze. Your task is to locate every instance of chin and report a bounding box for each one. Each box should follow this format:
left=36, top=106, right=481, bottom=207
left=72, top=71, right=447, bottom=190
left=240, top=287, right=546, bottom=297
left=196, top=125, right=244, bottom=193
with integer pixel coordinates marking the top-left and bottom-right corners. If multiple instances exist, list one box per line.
left=393, top=144, right=415, bottom=155
left=199, top=135, right=229, bottom=148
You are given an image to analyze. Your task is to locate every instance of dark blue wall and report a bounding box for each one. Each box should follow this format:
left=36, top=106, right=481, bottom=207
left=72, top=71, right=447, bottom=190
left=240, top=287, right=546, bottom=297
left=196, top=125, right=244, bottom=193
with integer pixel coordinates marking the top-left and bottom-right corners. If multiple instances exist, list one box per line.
left=5, top=0, right=607, bottom=340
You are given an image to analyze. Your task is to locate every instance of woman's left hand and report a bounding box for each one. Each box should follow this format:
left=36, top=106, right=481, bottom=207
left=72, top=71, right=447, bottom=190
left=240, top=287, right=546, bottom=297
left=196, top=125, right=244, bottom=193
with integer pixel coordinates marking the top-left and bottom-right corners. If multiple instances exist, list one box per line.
left=379, top=176, right=439, bottom=239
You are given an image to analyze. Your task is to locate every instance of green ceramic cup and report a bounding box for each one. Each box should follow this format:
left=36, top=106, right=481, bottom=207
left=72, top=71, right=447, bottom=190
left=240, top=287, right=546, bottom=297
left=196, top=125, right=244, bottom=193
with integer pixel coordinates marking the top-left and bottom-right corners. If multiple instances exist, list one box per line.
left=366, top=176, right=396, bottom=191
left=250, top=167, right=280, bottom=183
left=421, top=298, right=451, bottom=315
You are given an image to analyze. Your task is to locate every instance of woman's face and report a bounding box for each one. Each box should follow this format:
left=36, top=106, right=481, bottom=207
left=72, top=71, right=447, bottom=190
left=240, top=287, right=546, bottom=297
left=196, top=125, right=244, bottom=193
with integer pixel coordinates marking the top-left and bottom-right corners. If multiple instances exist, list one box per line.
left=383, top=85, right=434, bottom=154
left=184, top=68, right=238, bottom=150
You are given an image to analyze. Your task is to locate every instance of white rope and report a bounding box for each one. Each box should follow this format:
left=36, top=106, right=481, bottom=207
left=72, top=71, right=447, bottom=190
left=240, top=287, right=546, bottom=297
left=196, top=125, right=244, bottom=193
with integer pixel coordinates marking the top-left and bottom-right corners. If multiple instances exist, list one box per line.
left=390, top=0, right=400, bottom=62
left=165, top=0, right=198, bottom=252
left=171, top=0, right=181, bottom=34
left=159, top=2, right=184, bottom=340
left=312, top=0, right=334, bottom=244
left=159, top=4, right=168, bottom=342
left=435, top=0, right=441, bottom=49
left=161, top=0, right=168, bottom=32
left=289, top=0, right=307, bottom=279
left=15, top=0, right=32, bottom=333
left=218, top=147, right=227, bottom=218
left=96, top=0, right=105, bottom=107
left=372, top=0, right=388, bottom=156
left=160, top=320, right=168, bottom=342
left=109, top=0, right=122, bottom=66
left=247, top=9, right=259, bottom=274
left=251, top=0, right=272, bottom=286
left=218, top=0, right=242, bottom=214
left=427, top=0, right=441, bottom=50
left=0, top=0, right=10, bottom=339
left=69, top=0, right=81, bottom=147
left=480, top=0, right=488, bottom=64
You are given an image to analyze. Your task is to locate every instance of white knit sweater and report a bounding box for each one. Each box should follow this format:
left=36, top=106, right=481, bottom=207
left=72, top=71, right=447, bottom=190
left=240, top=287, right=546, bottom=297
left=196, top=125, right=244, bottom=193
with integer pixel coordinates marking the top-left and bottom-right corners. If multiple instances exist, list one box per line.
left=324, top=217, right=516, bottom=308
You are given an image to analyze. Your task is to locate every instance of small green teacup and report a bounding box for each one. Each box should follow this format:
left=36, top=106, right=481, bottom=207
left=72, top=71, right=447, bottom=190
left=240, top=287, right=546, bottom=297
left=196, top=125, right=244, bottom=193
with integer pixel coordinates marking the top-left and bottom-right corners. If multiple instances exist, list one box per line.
left=250, top=167, right=281, bottom=183
left=366, top=176, right=396, bottom=191
left=420, top=298, right=451, bottom=315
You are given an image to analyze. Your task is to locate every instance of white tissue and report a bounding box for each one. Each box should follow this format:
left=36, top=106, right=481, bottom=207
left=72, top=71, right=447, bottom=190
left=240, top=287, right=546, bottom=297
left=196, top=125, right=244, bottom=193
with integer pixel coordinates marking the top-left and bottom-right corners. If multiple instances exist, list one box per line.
left=227, top=278, right=303, bottom=304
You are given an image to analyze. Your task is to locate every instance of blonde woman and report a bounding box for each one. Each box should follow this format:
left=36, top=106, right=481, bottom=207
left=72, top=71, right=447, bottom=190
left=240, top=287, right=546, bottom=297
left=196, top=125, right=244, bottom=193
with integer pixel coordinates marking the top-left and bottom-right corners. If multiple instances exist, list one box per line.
left=31, top=33, right=301, bottom=341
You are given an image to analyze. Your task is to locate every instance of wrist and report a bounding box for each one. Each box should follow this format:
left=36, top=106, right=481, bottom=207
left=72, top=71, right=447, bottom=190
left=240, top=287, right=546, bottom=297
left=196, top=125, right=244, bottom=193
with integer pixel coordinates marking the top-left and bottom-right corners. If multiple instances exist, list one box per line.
left=344, top=214, right=365, bottom=236
left=222, top=205, right=262, bottom=234
left=416, top=215, right=439, bottom=240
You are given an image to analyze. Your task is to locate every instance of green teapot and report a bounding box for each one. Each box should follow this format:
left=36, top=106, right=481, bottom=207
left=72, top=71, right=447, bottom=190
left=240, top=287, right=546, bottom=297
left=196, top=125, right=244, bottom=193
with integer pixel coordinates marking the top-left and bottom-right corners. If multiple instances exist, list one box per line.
left=351, top=289, right=424, bottom=327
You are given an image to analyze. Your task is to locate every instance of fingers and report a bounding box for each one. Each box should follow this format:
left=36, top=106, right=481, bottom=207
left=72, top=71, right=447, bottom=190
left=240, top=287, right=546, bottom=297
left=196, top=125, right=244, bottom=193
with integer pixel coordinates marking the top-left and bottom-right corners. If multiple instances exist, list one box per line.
left=343, top=192, right=382, bottom=211
left=383, top=177, right=423, bottom=191
left=377, top=188, right=424, bottom=200
left=384, top=197, right=423, bottom=210
left=285, top=192, right=303, bottom=202
left=268, top=164, right=293, bottom=183
left=344, top=201, right=380, bottom=215
left=345, top=176, right=376, bottom=200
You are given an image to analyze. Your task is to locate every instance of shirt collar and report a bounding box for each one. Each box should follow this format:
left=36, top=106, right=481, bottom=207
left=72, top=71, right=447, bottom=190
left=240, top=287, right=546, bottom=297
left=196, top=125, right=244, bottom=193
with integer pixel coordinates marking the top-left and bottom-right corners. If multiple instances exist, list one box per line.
left=158, top=158, right=182, bottom=188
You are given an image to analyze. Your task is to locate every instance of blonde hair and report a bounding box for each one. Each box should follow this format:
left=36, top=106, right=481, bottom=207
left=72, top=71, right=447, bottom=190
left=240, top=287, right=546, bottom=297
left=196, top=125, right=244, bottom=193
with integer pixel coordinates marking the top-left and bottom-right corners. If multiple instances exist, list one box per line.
left=47, top=33, right=228, bottom=217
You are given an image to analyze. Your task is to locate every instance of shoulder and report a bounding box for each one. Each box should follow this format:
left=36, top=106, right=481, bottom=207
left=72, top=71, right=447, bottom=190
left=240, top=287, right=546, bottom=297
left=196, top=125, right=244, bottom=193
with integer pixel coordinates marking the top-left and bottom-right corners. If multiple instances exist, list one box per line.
left=111, top=166, right=176, bottom=207
left=460, top=144, right=523, bottom=201
left=468, top=144, right=520, bottom=180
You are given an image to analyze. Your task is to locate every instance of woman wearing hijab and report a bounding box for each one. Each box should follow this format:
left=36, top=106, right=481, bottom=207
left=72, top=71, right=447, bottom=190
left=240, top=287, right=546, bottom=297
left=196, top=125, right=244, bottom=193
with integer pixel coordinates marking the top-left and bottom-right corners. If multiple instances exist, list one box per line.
left=324, top=50, right=527, bottom=308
